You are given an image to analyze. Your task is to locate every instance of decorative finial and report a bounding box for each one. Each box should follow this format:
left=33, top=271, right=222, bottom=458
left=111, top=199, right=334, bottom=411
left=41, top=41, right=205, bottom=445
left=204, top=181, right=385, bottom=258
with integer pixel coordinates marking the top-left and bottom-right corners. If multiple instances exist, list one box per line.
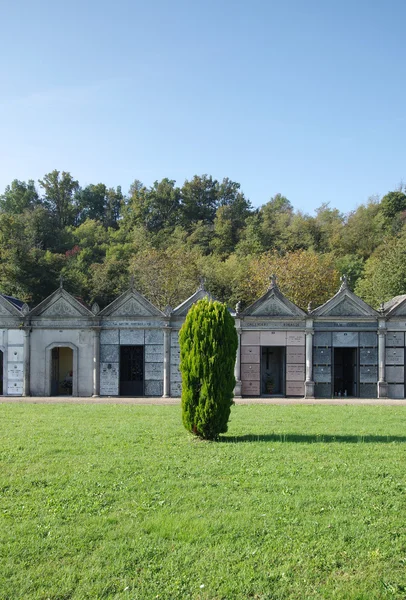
left=198, top=276, right=206, bottom=291
left=268, top=274, right=277, bottom=290
left=91, top=302, right=100, bottom=315
left=339, top=274, right=348, bottom=290
left=164, top=305, right=173, bottom=316
left=379, top=301, right=385, bottom=314
left=307, top=301, right=312, bottom=313
left=59, top=274, right=64, bottom=289
left=21, top=303, right=29, bottom=316
left=130, top=275, right=135, bottom=291
left=235, top=300, right=242, bottom=316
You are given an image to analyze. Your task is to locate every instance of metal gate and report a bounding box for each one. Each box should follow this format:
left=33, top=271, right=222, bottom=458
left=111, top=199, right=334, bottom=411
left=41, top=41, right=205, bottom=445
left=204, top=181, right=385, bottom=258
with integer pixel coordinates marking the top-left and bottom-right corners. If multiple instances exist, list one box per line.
left=120, top=345, right=144, bottom=396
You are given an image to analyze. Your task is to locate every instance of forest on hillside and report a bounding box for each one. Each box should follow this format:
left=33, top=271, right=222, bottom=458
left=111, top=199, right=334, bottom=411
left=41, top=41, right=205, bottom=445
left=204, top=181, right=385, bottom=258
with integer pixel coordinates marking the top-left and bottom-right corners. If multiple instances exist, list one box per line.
left=1, top=170, right=405, bottom=312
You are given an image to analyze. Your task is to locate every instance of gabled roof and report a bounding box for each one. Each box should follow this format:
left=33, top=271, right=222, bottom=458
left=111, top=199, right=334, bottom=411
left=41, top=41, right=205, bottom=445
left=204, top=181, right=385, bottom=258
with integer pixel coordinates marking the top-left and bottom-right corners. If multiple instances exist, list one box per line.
left=241, top=276, right=306, bottom=318
left=310, top=276, right=379, bottom=318
left=99, top=286, right=164, bottom=318
left=384, top=294, right=406, bottom=317
left=29, top=286, right=94, bottom=318
left=172, top=285, right=214, bottom=316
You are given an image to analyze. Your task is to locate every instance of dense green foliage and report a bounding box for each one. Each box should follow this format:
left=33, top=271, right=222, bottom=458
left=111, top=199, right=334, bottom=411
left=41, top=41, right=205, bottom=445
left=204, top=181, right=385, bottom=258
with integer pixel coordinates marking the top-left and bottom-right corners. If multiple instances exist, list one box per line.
left=1, top=403, right=406, bottom=599
left=179, top=298, right=238, bottom=439
left=1, top=170, right=406, bottom=309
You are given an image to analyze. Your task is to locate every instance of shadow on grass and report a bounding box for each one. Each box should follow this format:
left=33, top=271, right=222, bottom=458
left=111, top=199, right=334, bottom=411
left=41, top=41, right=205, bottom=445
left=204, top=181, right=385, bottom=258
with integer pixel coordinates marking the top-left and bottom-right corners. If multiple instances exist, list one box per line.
left=219, top=433, right=406, bottom=444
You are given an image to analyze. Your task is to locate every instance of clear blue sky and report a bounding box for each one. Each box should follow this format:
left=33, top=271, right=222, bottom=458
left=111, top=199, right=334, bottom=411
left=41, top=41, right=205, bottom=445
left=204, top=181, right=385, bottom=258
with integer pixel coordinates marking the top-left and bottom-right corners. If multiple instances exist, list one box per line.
left=1, top=0, right=405, bottom=215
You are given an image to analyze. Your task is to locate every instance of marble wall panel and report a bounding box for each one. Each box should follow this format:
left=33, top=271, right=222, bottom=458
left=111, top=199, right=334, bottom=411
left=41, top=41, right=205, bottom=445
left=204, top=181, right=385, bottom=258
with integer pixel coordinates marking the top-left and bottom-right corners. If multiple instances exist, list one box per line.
left=145, top=330, right=164, bottom=345
left=314, top=347, right=331, bottom=364
left=8, top=346, right=24, bottom=362
left=101, top=330, right=119, bottom=345
left=241, top=346, right=260, bottom=363
left=314, top=332, right=332, bottom=346
left=360, top=332, right=377, bottom=347
left=333, top=332, right=358, bottom=347
left=360, top=366, right=378, bottom=383
left=171, top=331, right=180, bottom=347
left=286, top=382, right=304, bottom=396
left=120, top=329, right=145, bottom=345
left=7, top=382, right=23, bottom=395
left=145, top=345, right=164, bottom=363
left=242, top=381, right=260, bottom=396
left=8, top=330, right=23, bottom=345
left=359, top=383, right=377, bottom=398
left=170, top=366, right=182, bottom=382
left=260, top=331, right=286, bottom=345
left=145, top=380, right=163, bottom=396
left=287, top=332, right=305, bottom=346
left=386, top=366, right=404, bottom=383
left=241, top=331, right=260, bottom=345
left=314, top=366, right=331, bottom=383
left=100, top=344, right=119, bottom=363
left=100, top=362, right=119, bottom=395
left=388, top=384, right=404, bottom=399
left=8, top=363, right=23, bottom=380
left=145, top=362, right=163, bottom=380
left=241, top=364, right=260, bottom=380
left=386, top=348, right=404, bottom=365
left=170, top=382, right=182, bottom=397
left=286, top=346, right=305, bottom=363
left=286, top=364, right=305, bottom=381
left=315, top=383, right=331, bottom=398
left=386, top=332, right=405, bottom=347
left=360, top=348, right=378, bottom=365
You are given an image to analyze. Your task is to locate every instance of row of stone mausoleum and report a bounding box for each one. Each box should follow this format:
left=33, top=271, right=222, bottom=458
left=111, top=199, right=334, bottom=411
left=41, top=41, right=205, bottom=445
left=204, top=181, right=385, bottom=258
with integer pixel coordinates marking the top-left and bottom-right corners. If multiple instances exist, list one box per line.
left=1, top=275, right=406, bottom=399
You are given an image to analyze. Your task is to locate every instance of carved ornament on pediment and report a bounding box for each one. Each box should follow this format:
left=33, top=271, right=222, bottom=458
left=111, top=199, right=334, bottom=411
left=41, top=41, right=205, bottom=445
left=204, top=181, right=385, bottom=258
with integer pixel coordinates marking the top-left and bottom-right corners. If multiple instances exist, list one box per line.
left=41, top=298, right=82, bottom=317
left=113, top=298, right=152, bottom=317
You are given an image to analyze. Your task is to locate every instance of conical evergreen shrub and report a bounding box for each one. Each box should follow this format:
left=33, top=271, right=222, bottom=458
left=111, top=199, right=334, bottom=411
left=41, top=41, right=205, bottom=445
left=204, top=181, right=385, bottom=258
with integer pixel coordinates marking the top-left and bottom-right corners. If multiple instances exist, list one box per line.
left=179, top=298, right=238, bottom=440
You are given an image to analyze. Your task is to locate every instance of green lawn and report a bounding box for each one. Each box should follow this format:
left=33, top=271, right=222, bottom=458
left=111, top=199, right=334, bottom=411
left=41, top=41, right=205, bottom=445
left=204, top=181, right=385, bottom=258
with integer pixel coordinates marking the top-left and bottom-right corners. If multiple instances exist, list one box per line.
left=1, top=404, right=406, bottom=600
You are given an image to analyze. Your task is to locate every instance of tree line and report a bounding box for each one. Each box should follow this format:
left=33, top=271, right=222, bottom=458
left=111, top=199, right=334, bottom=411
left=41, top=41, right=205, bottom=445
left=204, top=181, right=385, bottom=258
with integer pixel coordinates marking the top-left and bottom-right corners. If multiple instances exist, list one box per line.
left=1, top=169, right=405, bottom=310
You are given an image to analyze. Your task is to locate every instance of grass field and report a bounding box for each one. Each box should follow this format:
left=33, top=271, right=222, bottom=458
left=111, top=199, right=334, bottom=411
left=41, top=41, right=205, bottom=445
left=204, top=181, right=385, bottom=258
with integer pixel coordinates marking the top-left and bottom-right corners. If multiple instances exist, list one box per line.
left=1, top=403, right=406, bottom=600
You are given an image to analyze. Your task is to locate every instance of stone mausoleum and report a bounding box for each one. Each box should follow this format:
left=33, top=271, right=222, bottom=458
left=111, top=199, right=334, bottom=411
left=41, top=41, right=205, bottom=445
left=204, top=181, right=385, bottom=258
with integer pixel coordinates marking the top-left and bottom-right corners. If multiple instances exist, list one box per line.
left=1, top=275, right=406, bottom=399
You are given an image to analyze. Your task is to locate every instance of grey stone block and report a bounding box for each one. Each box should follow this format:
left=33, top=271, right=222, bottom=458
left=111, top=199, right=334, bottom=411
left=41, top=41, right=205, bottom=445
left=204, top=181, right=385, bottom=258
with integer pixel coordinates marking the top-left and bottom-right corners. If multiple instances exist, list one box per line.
left=360, top=332, right=377, bottom=347
left=145, top=380, right=163, bottom=396
left=100, top=344, right=119, bottom=363
left=145, top=344, right=164, bottom=362
left=145, top=330, right=164, bottom=345
left=359, top=383, right=377, bottom=398
left=120, top=329, right=144, bottom=345
left=171, top=331, right=180, bottom=347
left=314, top=332, right=331, bottom=347
left=360, top=348, right=377, bottom=365
left=314, top=347, right=331, bottom=364
left=360, top=366, right=378, bottom=383
left=388, top=384, right=404, bottom=399
left=170, top=382, right=182, bottom=397
left=315, top=383, right=331, bottom=398
left=386, top=366, right=404, bottom=383
left=313, top=366, right=331, bottom=383
left=170, top=365, right=182, bottom=382
left=101, top=330, right=119, bottom=345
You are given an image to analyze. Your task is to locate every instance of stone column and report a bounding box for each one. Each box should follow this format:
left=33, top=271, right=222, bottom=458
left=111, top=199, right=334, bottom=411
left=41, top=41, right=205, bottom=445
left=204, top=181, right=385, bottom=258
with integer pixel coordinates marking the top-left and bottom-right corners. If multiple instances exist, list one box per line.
left=23, top=328, right=31, bottom=396
left=92, top=327, right=100, bottom=397
left=304, top=329, right=315, bottom=398
left=378, top=329, right=388, bottom=398
left=234, top=328, right=242, bottom=397
left=163, top=326, right=171, bottom=398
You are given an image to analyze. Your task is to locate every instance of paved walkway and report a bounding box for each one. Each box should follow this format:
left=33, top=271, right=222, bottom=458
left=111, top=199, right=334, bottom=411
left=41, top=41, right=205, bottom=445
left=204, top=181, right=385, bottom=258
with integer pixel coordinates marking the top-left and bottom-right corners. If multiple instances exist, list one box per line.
left=1, top=396, right=406, bottom=406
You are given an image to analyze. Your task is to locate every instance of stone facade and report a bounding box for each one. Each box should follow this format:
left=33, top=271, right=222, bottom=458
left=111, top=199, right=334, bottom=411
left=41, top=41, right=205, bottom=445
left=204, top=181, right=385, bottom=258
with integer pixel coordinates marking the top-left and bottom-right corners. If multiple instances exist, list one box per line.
left=1, top=276, right=406, bottom=399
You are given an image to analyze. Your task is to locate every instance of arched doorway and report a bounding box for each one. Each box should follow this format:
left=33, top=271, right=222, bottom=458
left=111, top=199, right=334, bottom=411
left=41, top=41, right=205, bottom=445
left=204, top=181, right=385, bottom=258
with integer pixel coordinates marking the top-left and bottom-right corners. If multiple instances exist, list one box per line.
left=51, top=347, right=73, bottom=395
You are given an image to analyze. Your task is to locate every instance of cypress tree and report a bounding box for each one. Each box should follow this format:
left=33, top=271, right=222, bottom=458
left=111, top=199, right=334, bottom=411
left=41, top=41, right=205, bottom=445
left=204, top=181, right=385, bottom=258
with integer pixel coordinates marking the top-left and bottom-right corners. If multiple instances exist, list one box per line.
left=179, top=298, right=238, bottom=440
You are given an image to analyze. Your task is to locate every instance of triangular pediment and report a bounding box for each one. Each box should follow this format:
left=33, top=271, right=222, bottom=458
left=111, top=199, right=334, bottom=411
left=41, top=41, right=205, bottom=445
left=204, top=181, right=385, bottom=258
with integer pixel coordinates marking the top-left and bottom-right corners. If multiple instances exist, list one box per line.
left=99, top=288, right=164, bottom=318
left=242, top=285, right=306, bottom=318
left=172, top=288, right=213, bottom=317
left=311, top=285, right=379, bottom=318
left=29, top=288, right=93, bottom=318
left=0, top=295, right=22, bottom=317
left=385, top=295, right=406, bottom=317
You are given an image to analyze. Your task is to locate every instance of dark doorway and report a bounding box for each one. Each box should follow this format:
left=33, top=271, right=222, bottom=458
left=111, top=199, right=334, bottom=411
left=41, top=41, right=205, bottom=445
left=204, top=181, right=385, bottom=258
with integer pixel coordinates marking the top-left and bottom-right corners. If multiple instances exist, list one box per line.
left=334, top=347, right=358, bottom=397
left=261, top=346, right=285, bottom=395
left=51, top=347, right=73, bottom=396
left=120, top=345, right=144, bottom=396
left=0, top=351, right=3, bottom=395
